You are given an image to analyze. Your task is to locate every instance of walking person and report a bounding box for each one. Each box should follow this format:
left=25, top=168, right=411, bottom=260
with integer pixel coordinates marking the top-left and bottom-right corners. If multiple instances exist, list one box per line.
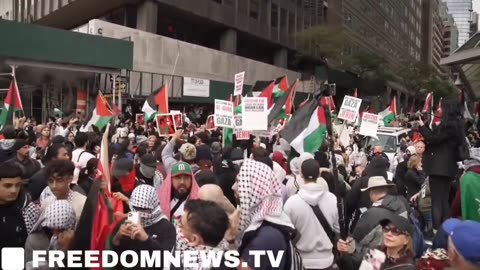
left=418, top=97, right=465, bottom=230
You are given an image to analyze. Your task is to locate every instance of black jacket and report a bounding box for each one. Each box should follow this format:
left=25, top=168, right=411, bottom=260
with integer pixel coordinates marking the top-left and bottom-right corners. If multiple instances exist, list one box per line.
left=419, top=125, right=460, bottom=178
left=0, top=191, right=30, bottom=249
left=6, top=157, right=41, bottom=183
left=27, top=167, right=48, bottom=202
left=404, top=168, right=425, bottom=200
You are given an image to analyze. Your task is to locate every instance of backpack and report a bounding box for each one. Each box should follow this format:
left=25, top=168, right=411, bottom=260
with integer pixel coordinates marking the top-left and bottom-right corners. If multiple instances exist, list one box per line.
left=408, top=208, right=426, bottom=258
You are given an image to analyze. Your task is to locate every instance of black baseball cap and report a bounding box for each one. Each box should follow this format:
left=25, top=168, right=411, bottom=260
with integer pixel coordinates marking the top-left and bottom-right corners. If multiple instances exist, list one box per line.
left=301, top=159, right=320, bottom=181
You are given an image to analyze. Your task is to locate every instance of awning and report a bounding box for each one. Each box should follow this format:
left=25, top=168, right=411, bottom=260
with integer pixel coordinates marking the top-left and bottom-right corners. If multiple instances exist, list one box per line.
left=0, top=19, right=133, bottom=72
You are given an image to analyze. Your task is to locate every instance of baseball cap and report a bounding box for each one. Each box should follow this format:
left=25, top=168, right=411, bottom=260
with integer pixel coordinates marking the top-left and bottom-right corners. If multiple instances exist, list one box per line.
left=442, top=218, right=480, bottom=264
left=211, top=142, right=222, bottom=155
left=140, top=154, right=157, bottom=168
left=301, top=159, right=320, bottom=180
left=380, top=212, right=414, bottom=236
left=171, top=162, right=192, bottom=177
left=179, top=143, right=196, bottom=161
left=112, top=158, right=134, bottom=177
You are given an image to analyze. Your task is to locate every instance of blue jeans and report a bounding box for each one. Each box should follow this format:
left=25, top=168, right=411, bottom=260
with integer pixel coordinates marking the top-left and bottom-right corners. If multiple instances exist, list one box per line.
left=422, top=210, right=433, bottom=232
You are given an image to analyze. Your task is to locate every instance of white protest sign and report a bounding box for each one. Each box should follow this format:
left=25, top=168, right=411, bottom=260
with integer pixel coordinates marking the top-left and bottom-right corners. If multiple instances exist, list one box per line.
left=234, top=114, right=242, bottom=129
left=338, top=95, right=362, bottom=122
left=242, top=97, right=268, bottom=131
left=214, top=99, right=234, bottom=128
left=335, top=124, right=351, bottom=147
left=234, top=72, right=245, bottom=96
left=359, top=113, right=380, bottom=138
left=236, top=130, right=250, bottom=140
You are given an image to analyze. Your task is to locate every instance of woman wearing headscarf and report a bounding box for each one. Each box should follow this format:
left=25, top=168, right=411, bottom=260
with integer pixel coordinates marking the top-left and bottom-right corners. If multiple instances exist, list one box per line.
left=231, top=159, right=296, bottom=269
left=111, top=185, right=176, bottom=261
left=418, top=96, right=465, bottom=229
left=25, top=200, right=76, bottom=265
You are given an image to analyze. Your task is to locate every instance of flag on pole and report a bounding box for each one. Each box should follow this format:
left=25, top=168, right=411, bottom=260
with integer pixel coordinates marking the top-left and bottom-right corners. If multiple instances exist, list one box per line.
left=234, top=95, right=241, bottom=107
left=268, top=79, right=298, bottom=123
left=431, top=98, right=442, bottom=128
left=353, top=88, right=358, bottom=98
left=259, top=81, right=275, bottom=108
left=0, top=78, right=23, bottom=127
left=272, top=75, right=289, bottom=98
left=320, top=96, right=336, bottom=111
left=81, top=92, right=113, bottom=131
left=280, top=99, right=328, bottom=153
left=142, top=85, right=169, bottom=121
left=298, top=97, right=310, bottom=109
left=422, top=92, right=433, bottom=113
left=459, top=89, right=473, bottom=120
left=379, top=96, right=397, bottom=125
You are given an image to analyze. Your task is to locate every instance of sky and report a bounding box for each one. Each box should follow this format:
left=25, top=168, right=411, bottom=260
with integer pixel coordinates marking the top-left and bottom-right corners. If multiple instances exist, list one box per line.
left=475, top=0, right=480, bottom=14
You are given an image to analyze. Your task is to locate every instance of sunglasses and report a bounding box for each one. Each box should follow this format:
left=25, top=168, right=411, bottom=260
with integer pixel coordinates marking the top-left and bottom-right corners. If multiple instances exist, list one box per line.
left=382, top=225, right=407, bottom=236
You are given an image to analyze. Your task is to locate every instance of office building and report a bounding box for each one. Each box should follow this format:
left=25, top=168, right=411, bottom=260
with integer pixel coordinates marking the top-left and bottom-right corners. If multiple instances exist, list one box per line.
left=443, top=0, right=472, bottom=46
left=422, top=0, right=444, bottom=75
left=470, top=11, right=478, bottom=36
left=440, top=1, right=459, bottom=56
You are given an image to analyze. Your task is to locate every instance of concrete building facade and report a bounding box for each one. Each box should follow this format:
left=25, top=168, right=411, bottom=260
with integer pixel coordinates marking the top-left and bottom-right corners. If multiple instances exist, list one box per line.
left=422, top=0, right=444, bottom=76
left=443, top=0, right=473, bottom=46
left=441, top=1, right=459, bottom=56
left=470, top=11, right=479, bottom=37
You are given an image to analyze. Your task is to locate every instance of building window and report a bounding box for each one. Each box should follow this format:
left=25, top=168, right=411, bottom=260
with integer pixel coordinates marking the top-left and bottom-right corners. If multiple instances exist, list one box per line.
left=280, top=8, right=287, bottom=29
left=271, top=3, right=278, bottom=27
left=250, top=0, right=259, bottom=19
left=289, top=12, right=295, bottom=35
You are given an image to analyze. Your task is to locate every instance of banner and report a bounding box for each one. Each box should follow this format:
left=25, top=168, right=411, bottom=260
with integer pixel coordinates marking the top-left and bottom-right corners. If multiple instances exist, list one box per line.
left=242, top=97, right=268, bottom=131
left=235, top=130, right=250, bottom=140
left=234, top=72, right=245, bottom=96
left=183, top=77, right=210, bottom=97
left=214, top=99, right=234, bottom=128
left=338, top=95, right=362, bottom=122
left=359, top=113, right=379, bottom=138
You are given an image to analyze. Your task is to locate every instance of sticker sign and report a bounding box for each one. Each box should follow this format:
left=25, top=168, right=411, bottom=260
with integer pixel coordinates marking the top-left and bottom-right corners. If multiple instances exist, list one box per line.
left=359, top=113, right=380, bottom=138
left=242, top=97, right=268, bottom=131
left=234, top=72, right=245, bottom=96
left=338, top=95, right=362, bottom=122
left=214, top=99, right=234, bottom=128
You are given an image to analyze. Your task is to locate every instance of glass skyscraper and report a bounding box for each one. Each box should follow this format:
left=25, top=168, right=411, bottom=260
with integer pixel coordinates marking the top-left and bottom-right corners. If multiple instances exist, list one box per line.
left=443, top=0, right=473, bottom=46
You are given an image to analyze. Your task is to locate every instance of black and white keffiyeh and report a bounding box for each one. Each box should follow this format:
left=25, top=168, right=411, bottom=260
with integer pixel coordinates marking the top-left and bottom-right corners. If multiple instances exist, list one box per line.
left=22, top=201, right=40, bottom=234
left=40, top=200, right=76, bottom=230
left=237, top=159, right=292, bottom=238
left=129, top=184, right=167, bottom=227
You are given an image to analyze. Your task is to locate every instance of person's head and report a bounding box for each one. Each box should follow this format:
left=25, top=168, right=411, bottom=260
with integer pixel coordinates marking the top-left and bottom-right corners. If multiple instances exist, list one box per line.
left=67, top=132, right=75, bottom=143
left=440, top=96, right=463, bottom=125
left=0, top=163, right=23, bottom=204
left=74, top=132, right=89, bottom=148
left=41, top=126, right=50, bottom=138
left=407, top=154, right=422, bottom=170
left=129, top=185, right=165, bottom=227
left=41, top=200, right=76, bottom=237
left=43, top=143, right=70, bottom=164
left=111, top=158, right=134, bottom=178
left=355, top=165, right=365, bottom=177
left=361, top=176, right=394, bottom=203
left=195, top=132, right=209, bottom=145
left=443, top=219, right=480, bottom=269
left=251, top=146, right=269, bottom=160
left=178, top=143, right=197, bottom=163
left=180, top=199, right=229, bottom=247
left=415, top=141, right=425, bottom=156
left=14, top=139, right=30, bottom=159
left=210, top=142, right=222, bottom=156
left=195, top=170, right=217, bottom=187
left=345, top=146, right=353, bottom=155
left=147, top=135, right=157, bottom=148
left=140, top=154, right=157, bottom=178
left=1, top=125, right=16, bottom=139
left=198, top=184, right=235, bottom=214
left=380, top=214, right=414, bottom=257
left=406, top=145, right=416, bottom=157
left=301, top=159, right=320, bottom=183
left=84, top=158, right=99, bottom=177
left=171, top=162, right=193, bottom=199
left=373, top=145, right=383, bottom=154
left=46, top=160, right=75, bottom=199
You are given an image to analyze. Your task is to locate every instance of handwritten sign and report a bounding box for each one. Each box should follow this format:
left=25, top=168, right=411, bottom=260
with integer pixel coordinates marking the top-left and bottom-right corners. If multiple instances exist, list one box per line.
left=359, top=113, right=379, bottom=138
left=242, top=97, right=268, bottom=131
left=214, top=99, right=234, bottom=128
left=234, top=72, right=245, bottom=96
left=338, top=95, right=362, bottom=122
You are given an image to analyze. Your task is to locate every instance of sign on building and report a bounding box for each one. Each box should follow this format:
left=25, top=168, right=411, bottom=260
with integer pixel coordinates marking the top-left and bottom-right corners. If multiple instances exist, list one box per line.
left=183, top=77, right=210, bottom=97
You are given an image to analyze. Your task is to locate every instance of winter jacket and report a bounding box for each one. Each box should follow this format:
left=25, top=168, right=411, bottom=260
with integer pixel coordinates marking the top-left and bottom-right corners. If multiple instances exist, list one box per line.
left=404, top=168, right=425, bottom=201
left=419, top=125, right=460, bottom=178
left=284, top=182, right=339, bottom=269
left=6, top=157, right=41, bottom=184
left=24, top=230, right=50, bottom=265
left=351, top=195, right=410, bottom=263
left=0, top=191, right=39, bottom=249
left=27, top=167, right=48, bottom=202
left=0, top=139, right=16, bottom=163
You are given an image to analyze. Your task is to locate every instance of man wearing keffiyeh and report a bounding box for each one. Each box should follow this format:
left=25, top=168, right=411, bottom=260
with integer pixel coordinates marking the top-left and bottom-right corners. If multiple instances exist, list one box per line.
left=231, top=159, right=296, bottom=270
left=25, top=200, right=76, bottom=266
left=111, top=184, right=176, bottom=269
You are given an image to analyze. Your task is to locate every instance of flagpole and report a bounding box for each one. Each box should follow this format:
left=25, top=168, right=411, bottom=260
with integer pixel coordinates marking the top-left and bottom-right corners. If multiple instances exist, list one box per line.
left=168, top=52, right=180, bottom=89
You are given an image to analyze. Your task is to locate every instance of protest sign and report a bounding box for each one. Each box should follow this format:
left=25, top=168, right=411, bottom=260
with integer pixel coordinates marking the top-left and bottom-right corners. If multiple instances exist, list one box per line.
left=155, top=114, right=176, bottom=137
left=359, top=113, right=380, bottom=138
left=234, top=72, right=245, bottom=96
left=135, top=114, right=145, bottom=127
left=235, top=130, right=250, bottom=140
left=234, top=114, right=242, bottom=129
left=171, top=110, right=183, bottom=128
left=242, top=97, right=268, bottom=131
left=206, top=114, right=215, bottom=130
left=214, top=99, right=234, bottom=128
left=338, top=95, right=362, bottom=122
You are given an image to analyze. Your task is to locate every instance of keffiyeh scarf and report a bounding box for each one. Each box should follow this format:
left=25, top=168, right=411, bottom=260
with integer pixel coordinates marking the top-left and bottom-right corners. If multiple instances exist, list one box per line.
left=236, top=159, right=293, bottom=240
left=130, top=184, right=167, bottom=227
left=35, top=200, right=76, bottom=251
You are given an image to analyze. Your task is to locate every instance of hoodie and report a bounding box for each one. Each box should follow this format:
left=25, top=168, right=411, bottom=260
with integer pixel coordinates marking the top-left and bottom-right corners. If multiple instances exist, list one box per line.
left=0, top=139, right=16, bottom=163
left=284, top=181, right=339, bottom=269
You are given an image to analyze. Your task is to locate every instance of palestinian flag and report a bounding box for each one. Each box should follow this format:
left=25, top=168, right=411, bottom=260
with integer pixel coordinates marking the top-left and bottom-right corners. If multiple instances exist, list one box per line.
left=298, top=97, right=310, bottom=109
left=379, top=96, right=397, bottom=125
left=460, top=89, right=473, bottom=120
left=0, top=78, right=23, bottom=127
left=272, top=75, right=289, bottom=98
left=320, top=96, right=336, bottom=111
left=142, top=85, right=169, bottom=121
left=422, top=92, right=433, bottom=113
left=268, top=79, right=298, bottom=123
left=81, top=92, right=113, bottom=131
left=280, top=99, right=328, bottom=154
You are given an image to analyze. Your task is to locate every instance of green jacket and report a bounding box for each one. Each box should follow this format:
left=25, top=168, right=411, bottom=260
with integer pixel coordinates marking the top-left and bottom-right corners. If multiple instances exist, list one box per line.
left=460, top=171, right=480, bottom=222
